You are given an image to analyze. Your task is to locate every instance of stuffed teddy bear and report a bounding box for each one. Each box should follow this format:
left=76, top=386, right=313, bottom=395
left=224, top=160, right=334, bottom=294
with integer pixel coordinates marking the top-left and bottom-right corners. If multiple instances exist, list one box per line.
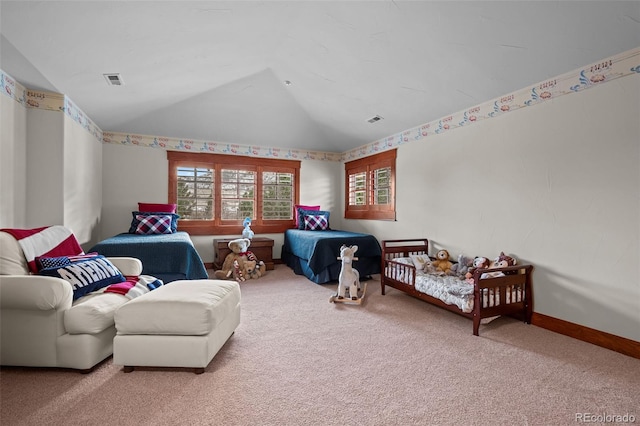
left=432, top=249, right=453, bottom=275
left=242, top=259, right=266, bottom=280
left=214, top=238, right=253, bottom=281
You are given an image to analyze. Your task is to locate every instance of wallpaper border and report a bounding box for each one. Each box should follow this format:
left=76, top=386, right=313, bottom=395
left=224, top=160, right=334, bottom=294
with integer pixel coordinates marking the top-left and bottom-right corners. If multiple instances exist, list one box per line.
left=342, top=47, right=640, bottom=161
left=2, top=47, right=638, bottom=162
left=101, top=132, right=344, bottom=162
left=0, top=72, right=103, bottom=141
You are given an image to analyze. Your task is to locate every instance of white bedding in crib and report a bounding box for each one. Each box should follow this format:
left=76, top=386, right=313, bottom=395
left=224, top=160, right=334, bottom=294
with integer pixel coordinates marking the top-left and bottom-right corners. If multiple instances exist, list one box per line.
left=385, top=258, right=522, bottom=313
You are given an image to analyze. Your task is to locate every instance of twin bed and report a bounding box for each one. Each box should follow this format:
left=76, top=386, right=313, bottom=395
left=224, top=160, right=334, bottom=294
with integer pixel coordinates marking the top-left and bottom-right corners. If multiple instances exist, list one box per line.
left=89, top=232, right=208, bottom=283
left=282, top=229, right=382, bottom=284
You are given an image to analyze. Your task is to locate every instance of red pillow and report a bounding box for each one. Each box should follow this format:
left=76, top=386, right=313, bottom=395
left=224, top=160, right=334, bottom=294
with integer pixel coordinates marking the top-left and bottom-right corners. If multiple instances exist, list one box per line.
left=138, top=203, right=177, bottom=213
left=294, top=204, right=320, bottom=228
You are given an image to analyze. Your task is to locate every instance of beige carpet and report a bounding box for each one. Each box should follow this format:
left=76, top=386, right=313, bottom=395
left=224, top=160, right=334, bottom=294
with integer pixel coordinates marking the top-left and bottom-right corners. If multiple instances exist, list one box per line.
left=1, top=265, right=638, bottom=426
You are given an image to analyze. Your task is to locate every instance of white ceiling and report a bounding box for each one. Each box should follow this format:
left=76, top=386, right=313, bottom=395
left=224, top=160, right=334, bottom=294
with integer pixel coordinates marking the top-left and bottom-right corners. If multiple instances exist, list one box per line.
left=1, top=1, right=639, bottom=153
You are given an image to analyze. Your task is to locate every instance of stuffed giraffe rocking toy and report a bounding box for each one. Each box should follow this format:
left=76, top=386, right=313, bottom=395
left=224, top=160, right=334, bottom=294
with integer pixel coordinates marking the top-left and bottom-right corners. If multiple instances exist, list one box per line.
left=330, top=244, right=367, bottom=305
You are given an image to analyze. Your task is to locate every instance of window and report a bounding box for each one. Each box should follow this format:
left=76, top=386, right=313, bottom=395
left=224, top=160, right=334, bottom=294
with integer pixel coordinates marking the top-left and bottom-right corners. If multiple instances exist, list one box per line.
left=168, top=151, right=300, bottom=235
left=344, top=149, right=396, bottom=220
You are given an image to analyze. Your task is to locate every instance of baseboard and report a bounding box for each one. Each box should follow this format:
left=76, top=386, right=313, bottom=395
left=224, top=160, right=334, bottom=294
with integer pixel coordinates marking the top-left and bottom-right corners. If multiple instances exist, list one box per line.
left=531, top=312, right=640, bottom=359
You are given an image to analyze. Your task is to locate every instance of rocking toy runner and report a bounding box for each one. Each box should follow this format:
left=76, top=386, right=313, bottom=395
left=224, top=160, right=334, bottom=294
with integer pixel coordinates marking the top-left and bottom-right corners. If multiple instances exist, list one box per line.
left=329, top=244, right=367, bottom=305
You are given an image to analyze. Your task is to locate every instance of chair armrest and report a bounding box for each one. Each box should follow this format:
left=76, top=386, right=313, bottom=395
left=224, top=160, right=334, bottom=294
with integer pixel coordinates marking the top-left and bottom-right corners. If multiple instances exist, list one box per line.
left=107, top=257, right=143, bottom=276
left=0, top=275, right=73, bottom=311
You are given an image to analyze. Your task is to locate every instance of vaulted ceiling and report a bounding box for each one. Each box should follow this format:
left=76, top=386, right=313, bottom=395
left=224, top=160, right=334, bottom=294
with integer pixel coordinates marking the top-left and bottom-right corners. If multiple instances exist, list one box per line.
left=2, top=1, right=639, bottom=153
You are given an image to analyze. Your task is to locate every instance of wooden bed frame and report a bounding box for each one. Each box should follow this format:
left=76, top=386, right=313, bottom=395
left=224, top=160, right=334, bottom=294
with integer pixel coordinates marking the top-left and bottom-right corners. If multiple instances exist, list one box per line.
left=381, top=239, right=533, bottom=336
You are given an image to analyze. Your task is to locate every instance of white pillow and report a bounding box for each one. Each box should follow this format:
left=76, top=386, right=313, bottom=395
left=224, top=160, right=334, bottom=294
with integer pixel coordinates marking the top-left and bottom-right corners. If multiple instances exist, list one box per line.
left=409, top=253, right=431, bottom=270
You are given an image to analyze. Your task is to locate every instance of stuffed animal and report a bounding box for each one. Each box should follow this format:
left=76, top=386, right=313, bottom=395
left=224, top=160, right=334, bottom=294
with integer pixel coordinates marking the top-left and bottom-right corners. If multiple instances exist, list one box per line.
left=451, top=254, right=474, bottom=278
left=482, top=252, right=517, bottom=278
left=337, top=245, right=360, bottom=300
left=243, top=259, right=267, bottom=279
left=242, top=217, right=254, bottom=240
left=214, top=238, right=253, bottom=281
left=465, top=256, right=490, bottom=283
left=491, top=252, right=517, bottom=269
left=232, top=259, right=248, bottom=282
left=473, top=256, right=491, bottom=269
left=409, top=254, right=436, bottom=274
left=421, top=257, right=437, bottom=274
left=432, top=249, right=453, bottom=275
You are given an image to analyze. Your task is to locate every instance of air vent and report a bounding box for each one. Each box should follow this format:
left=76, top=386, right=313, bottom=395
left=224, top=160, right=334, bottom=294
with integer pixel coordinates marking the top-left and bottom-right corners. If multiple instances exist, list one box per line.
left=367, top=115, right=383, bottom=123
left=103, top=73, right=124, bottom=86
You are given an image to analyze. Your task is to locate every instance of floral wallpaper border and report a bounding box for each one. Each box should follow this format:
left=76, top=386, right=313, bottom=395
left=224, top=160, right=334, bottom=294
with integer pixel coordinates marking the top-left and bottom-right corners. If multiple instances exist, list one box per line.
left=101, top=132, right=344, bottom=162
left=343, top=46, right=640, bottom=161
left=2, top=46, right=638, bottom=163
left=0, top=74, right=103, bottom=141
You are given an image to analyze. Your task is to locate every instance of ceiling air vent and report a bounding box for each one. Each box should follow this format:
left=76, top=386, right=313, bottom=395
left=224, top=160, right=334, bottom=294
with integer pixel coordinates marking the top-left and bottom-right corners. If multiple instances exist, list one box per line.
left=103, top=73, right=124, bottom=86
left=367, top=115, right=383, bottom=123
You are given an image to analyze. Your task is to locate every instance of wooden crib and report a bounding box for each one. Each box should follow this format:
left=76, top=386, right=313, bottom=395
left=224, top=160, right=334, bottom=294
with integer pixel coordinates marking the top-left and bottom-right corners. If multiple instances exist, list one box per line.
left=381, top=239, right=534, bottom=336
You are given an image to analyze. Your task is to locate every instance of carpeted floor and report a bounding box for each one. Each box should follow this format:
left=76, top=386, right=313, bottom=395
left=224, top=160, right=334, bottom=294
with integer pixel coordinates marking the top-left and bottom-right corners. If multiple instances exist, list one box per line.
left=1, top=265, right=638, bottom=426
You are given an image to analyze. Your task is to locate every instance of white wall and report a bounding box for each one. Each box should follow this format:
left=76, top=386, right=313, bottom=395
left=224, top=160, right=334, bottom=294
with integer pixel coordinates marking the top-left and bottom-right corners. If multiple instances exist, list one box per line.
left=0, top=93, right=27, bottom=228
left=345, top=75, right=640, bottom=341
left=25, top=109, right=64, bottom=227
left=100, top=144, right=342, bottom=262
left=19, top=109, right=103, bottom=246
left=63, top=116, right=103, bottom=246
left=101, top=143, right=168, bottom=238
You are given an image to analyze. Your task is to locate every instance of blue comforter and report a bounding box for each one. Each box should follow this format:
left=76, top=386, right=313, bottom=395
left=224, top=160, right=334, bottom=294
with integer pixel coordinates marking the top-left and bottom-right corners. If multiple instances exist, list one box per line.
left=89, top=232, right=208, bottom=283
left=282, top=229, right=381, bottom=283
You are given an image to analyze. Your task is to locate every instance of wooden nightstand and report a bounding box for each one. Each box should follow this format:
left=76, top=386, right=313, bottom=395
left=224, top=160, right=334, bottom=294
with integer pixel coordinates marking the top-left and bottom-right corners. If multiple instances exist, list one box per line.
left=214, top=237, right=275, bottom=271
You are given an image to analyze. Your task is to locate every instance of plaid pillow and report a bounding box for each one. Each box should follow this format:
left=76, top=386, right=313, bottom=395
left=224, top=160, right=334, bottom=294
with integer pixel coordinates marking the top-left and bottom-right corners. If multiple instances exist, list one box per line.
left=298, top=209, right=330, bottom=230
left=304, top=214, right=329, bottom=231
left=129, top=211, right=179, bottom=233
left=135, top=214, right=173, bottom=234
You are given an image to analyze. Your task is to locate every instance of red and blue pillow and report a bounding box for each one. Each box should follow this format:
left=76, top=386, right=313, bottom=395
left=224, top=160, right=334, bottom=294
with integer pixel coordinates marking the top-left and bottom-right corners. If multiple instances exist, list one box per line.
left=38, top=255, right=126, bottom=300
left=134, top=214, right=173, bottom=234
left=303, top=214, right=330, bottom=231
left=294, top=205, right=320, bottom=229
left=128, top=211, right=179, bottom=234
left=36, top=252, right=99, bottom=271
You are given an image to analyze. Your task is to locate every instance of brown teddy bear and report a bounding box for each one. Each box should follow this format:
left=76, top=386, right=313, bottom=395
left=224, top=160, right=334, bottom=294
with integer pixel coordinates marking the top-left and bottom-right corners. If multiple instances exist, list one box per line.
left=241, top=259, right=267, bottom=280
left=214, top=238, right=252, bottom=280
left=432, top=249, right=453, bottom=275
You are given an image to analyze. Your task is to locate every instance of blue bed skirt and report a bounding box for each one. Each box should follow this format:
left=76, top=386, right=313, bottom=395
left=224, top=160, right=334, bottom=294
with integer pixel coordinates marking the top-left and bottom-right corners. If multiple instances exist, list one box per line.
left=282, top=229, right=381, bottom=284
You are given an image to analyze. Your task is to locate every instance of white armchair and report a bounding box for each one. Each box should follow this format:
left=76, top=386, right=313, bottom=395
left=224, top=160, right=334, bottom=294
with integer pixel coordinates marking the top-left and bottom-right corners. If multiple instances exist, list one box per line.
left=0, top=230, right=143, bottom=372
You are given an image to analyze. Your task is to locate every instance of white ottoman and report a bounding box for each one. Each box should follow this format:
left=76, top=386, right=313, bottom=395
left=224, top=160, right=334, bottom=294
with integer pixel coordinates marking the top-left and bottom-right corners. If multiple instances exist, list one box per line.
left=113, top=279, right=240, bottom=374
